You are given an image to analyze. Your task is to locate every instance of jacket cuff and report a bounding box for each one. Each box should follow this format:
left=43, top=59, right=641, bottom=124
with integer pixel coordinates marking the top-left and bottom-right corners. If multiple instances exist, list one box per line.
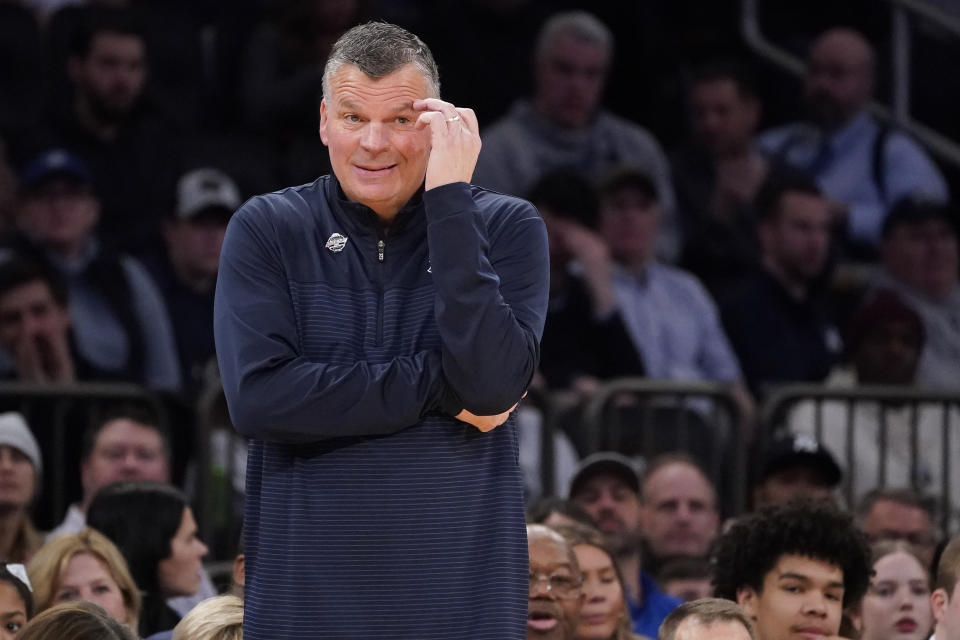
left=422, top=182, right=474, bottom=223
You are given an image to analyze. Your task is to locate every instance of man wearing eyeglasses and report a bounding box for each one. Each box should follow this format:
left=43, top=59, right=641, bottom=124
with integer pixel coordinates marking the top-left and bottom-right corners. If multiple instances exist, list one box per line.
left=527, top=524, right=584, bottom=640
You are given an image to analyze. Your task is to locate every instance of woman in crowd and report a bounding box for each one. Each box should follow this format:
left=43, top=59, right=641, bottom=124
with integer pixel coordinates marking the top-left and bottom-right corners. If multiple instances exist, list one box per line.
left=171, top=594, right=243, bottom=640
left=859, top=540, right=933, bottom=640
left=556, top=524, right=648, bottom=640
left=0, top=564, right=33, bottom=638
left=86, top=482, right=208, bottom=638
left=0, top=413, right=43, bottom=564
left=27, top=528, right=139, bottom=630
left=16, top=601, right=135, bottom=640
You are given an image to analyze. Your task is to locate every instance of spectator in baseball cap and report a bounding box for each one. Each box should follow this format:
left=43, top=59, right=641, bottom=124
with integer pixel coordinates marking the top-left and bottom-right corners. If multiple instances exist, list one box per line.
left=0, top=412, right=42, bottom=563
left=752, top=433, right=842, bottom=508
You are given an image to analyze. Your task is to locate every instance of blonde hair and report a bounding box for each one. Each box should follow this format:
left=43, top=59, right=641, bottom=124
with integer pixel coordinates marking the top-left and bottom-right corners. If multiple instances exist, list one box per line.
left=172, top=595, right=243, bottom=640
left=27, top=528, right=141, bottom=630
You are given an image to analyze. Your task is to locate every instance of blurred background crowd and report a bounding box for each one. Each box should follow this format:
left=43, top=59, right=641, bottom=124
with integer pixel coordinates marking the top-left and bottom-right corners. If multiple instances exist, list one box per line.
left=0, top=0, right=957, bottom=637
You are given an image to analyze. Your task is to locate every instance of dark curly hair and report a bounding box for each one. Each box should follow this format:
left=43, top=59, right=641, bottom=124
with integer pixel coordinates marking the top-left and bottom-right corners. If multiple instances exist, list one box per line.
left=711, top=501, right=871, bottom=608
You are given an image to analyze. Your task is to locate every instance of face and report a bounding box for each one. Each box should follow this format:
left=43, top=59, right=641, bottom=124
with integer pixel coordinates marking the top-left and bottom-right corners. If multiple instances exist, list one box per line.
left=932, top=579, right=960, bottom=640
left=663, top=577, right=715, bottom=602
left=0, top=446, right=34, bottom=509
left=528, top=534, right=583, bottom=640
left=319, top=64, right=431, bottom=219
left=573, top=544, right=625, bottom=640
left=641, top=463, right=719, bottom=559
left=163, top=216, right=229, bottom=282
left=599, top=187, right=660, bottom=269
left=854, top=320, right=922, bottom=385
left=882, top=220, right=959, bottom=301
left=804, top=31, right=874, bottom=127
left=534, top=33, right=610, bottom=129
left=157, top=507, right=208, bottom=597
left=571, top=474, right=643, bottom=555
left=81, top=418, right=169, bottom=508
left=753, top=465, right=833, bottom=508
left=861, top=551, right=932, bottom=640
left=674, top=618, right=754, bottom=640
left=738, top=554, right=845, bottom=640
left=0, top=280, right=71, bottom=357
left=691, top=78, right=760, bottom=156
left=69, top=32, right=147, bottom=121
left=55, top=552, right=129, bottom=625
left=860, top=500, right=936, bottom=568
left=19, top=178, right=99, bottom=252
left=0, top=582, right=26, bottom=639
left=759, top=192, right=831, bottom=284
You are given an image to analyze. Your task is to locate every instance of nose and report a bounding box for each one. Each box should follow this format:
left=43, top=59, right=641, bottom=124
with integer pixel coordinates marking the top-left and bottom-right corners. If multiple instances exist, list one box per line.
left=529, top=575, right=553, bottom=598
left=802, top=594, right=829, bottom=617
left=360, top=122, right=389, bottom=153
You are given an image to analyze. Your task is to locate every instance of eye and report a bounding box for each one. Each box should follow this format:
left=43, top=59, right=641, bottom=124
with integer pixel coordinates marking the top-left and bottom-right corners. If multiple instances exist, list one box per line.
left=345, top=114, right=360, bottom=123
left=5, top=622, right=20, bottom=632
left=396, top=116, right=410, bottom=124
left=825, top=592, right=842, bottom=602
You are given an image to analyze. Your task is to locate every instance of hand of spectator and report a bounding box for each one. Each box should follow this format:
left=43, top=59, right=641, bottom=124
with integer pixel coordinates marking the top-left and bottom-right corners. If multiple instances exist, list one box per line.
left=414, top=99, right=482, bottom=190
left=14, top=335, right=46, bottom=383
left=35, top=332, right=76, bottom=384
left=455, top=393, right=525, bottom=432
left=554, top=220, right=617, bottom=315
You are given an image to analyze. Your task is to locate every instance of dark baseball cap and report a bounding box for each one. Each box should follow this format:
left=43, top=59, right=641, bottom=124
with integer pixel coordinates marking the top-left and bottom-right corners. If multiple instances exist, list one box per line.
left=20, top=149, right=93, bottom=191
left=881, top=195, right=955, bottom=239
left=568, top=451, right=643, bottom=498
left=757, top=433, right=842, bottom=488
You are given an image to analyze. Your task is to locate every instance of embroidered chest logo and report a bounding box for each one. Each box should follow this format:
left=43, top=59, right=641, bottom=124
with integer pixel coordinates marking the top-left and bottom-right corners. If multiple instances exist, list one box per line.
left=325, top=233, right=348, bottom=253
left=426, top=258, right=432, bottom=274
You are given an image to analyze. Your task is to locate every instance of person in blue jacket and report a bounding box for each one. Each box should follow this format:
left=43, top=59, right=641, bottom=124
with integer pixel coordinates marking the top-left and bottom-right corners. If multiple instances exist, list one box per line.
left=214, top=21, right=550, bottom=640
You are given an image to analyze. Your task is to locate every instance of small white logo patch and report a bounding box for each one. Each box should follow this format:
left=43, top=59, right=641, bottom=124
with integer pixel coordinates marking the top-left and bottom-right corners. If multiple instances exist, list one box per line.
left=325, top=233, right=348, bottom=253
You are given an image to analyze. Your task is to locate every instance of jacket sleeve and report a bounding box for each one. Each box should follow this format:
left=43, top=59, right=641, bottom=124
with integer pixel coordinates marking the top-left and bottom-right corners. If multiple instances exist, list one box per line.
left=424, top=183, right=550, bottom=415
left=214, top=203, right=460, bottom=443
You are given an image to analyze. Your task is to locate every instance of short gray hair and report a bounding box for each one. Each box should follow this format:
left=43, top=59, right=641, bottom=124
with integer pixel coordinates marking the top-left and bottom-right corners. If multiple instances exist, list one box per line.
left=322, top=21, right=440, bottom=99
left=658, top=598, right=756, bottom=640
left=535, top=11, right=613, bottom=61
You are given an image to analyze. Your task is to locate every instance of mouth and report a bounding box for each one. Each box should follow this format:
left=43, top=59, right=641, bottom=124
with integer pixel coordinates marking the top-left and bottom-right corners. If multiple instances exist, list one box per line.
left=792, top=627, right=829, bottom=639
left=527, top=610, right=559, bottom=632
left=354, top=164, right=396, bottom=176
left=895, top=618, right=917, bottom=633
left=580, top=613, right=609, bottom=625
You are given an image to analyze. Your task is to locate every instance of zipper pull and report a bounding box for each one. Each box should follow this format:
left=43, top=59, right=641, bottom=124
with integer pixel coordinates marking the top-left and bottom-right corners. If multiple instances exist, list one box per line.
left=377, top=239, right=385, bottom=263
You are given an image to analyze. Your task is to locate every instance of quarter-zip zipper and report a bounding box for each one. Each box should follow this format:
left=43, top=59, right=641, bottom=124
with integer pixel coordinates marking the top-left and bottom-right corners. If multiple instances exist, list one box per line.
left=376, top=234, right=386, bottom=346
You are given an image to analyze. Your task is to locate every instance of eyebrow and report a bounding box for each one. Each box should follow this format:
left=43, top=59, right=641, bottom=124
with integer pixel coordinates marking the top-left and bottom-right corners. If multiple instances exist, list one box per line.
left=338, top=100, right=415, bottom=113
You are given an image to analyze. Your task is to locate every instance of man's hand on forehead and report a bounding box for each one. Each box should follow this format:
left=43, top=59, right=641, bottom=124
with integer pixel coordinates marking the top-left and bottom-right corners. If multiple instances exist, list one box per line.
left=413, top=98, right=482, bottom=191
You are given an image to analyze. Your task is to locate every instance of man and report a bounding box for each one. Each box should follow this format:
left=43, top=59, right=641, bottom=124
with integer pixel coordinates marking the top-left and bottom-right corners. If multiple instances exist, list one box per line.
left=214, top=22, right=549, bottom=640
left=789, top=291, right=960, bottom=517
left=596, top=168, right=749, bottom=404
left=0, top=254, right=79, bottom=384
left=856, top=489, right=938, bottom=568
left=42, top=8, right=178, bottom=251
left=672, top=61, right=766, bottom=301
left=12, top=148, right=181, bottom=391
left=657, top=598, right=755, bottom=640
left=874, top=198, right=960, bottom=388
left=758, top=28, right=947, bottom=254
left=752, top=433, right=842, bottom=508
left=568, top=452, right=682, bottom=637
left=721, top=173, right=842, bottom=397
left=640, top=454, right=720, bottom=570
left=142, top=167, right=240, bottom=396
left=47, top=407, right=170, bottom=539
left=932, top=536, right=960, bottom=640
left=711, top=501, right=872, bottom=640
left=472, top=11, right=679, bottom=260
left=526, top=524, right=584, bottom=640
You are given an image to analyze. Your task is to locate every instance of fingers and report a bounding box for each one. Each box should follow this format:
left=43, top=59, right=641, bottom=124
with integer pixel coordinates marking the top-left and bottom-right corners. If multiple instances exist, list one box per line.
left=413, top=98, right=476, bottom=133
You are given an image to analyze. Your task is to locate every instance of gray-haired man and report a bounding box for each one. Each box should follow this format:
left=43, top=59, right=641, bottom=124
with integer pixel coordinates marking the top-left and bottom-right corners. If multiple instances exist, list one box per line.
left=215, top=21, right=550, bottom=640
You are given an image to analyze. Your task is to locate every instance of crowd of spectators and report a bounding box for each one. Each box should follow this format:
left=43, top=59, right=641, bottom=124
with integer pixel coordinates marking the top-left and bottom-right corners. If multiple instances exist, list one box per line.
left=0, top=0, right=957, bottom=638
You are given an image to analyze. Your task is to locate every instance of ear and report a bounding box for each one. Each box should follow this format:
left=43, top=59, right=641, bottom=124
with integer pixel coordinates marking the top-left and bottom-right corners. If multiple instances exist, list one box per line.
left=318, top=99, right=329, bottom=146
left=232, top=553, right=245, bottom=588
left=932, top=588, right=949, bottom=624
left=737, top=585, right=760, bottom=621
